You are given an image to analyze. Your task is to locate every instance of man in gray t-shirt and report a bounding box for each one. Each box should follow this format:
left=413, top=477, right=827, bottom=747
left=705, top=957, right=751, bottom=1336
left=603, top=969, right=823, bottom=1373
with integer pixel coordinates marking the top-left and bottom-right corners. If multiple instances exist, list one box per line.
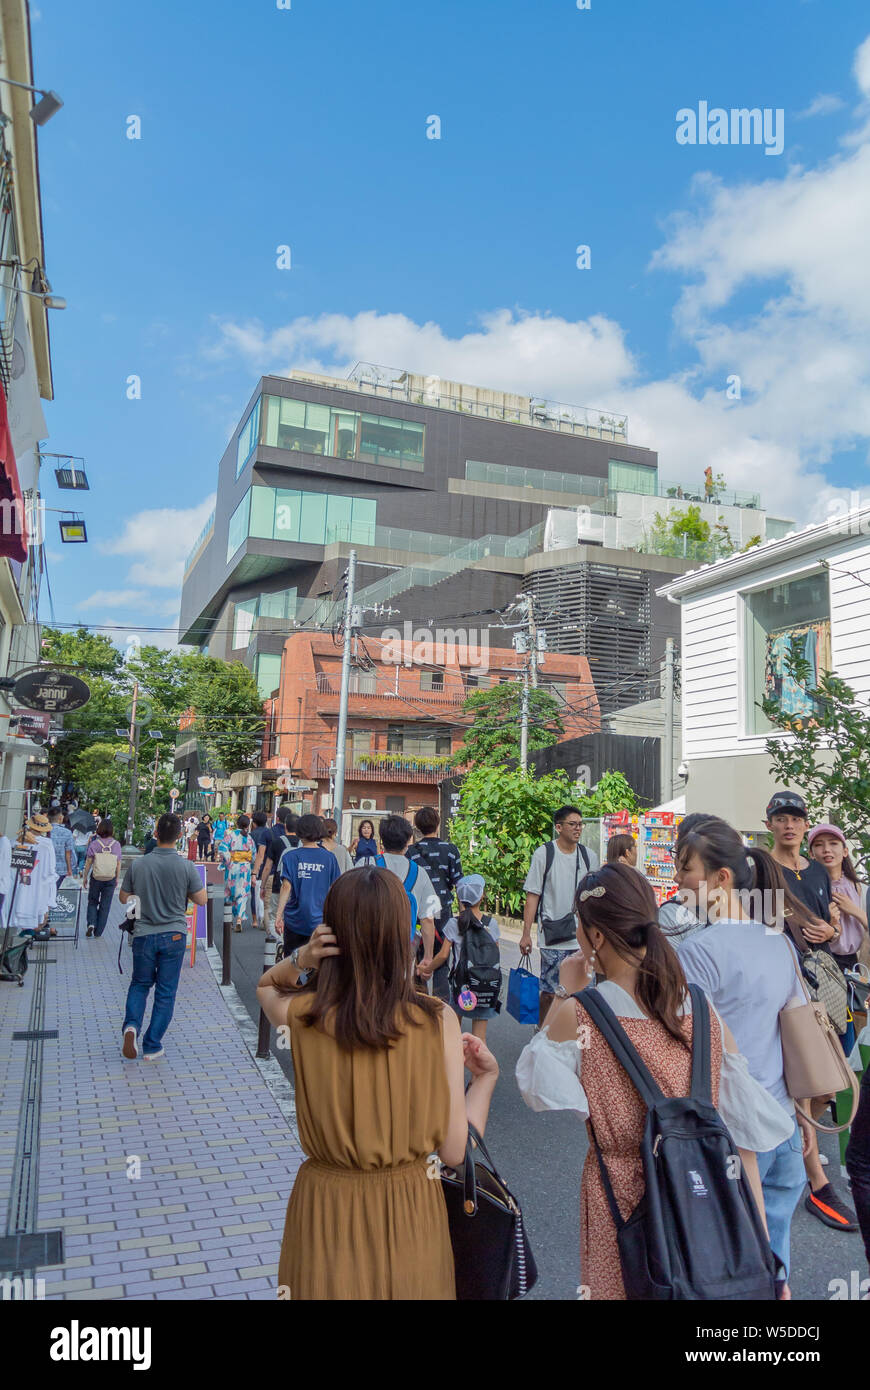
left=118, top=812, right=207, bottom=1062
left=521, top=804, right=600, bottom=1026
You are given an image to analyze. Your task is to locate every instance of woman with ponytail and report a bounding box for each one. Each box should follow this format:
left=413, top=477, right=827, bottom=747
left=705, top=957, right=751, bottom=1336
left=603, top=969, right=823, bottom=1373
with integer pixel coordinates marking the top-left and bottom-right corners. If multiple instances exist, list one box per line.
left=674, top=817, right=844, bottom=1271
left=516, top=861, right=792, bottom=1300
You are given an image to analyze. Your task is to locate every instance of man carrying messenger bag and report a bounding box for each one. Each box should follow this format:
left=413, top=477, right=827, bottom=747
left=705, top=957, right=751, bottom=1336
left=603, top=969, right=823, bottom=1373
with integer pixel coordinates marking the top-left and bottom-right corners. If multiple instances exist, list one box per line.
left=520, top=805, right=599, bottom=1028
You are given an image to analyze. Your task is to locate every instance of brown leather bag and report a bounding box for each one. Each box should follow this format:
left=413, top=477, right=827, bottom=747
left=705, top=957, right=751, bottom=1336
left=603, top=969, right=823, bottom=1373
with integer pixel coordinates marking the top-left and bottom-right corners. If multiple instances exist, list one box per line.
left=779, top=940, right=859, bottom=1134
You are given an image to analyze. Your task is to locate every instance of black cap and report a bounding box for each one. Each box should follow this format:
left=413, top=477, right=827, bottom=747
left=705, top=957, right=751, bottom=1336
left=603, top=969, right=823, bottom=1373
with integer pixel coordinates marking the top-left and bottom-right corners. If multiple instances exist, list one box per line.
left=765, top=790, right=808, bottom=820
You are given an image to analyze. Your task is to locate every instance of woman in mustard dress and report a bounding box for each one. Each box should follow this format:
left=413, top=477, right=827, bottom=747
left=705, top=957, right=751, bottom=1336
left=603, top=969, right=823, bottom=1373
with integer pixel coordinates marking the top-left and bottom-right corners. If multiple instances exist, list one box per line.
left=257, top=865, right=499, bottom=1300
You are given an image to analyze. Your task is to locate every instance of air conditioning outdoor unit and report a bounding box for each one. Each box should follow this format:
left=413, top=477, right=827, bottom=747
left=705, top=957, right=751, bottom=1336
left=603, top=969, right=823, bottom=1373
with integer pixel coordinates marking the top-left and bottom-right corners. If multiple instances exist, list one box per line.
left=360, top=798, right=377, bottom=812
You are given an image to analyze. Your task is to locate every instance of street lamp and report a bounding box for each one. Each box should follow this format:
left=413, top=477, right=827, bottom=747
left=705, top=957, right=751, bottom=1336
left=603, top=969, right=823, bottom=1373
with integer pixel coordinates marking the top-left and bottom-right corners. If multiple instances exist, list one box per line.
left=0, top=76, right=63, bottom=125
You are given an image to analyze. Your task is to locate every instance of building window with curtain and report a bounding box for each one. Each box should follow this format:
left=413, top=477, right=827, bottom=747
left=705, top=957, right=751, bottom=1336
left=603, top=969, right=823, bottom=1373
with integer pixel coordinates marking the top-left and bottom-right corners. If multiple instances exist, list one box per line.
left=743, top=571, right=831, bottom=736
left=608, top=459, right=657, bottom=495
left=263, top=395, right=424, bottom=472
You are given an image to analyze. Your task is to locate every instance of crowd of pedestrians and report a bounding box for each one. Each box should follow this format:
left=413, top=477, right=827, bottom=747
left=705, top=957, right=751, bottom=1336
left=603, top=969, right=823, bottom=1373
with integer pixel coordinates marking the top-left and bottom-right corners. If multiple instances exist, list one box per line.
left=17, top=783, right=865, bottom=1304
left=237, top=787, right=869, bottom=1302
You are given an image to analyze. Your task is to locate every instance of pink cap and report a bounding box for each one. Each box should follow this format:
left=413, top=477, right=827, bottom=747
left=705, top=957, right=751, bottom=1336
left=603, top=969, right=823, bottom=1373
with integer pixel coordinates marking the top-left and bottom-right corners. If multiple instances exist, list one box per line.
left=807, top=823, right=847, bottom=849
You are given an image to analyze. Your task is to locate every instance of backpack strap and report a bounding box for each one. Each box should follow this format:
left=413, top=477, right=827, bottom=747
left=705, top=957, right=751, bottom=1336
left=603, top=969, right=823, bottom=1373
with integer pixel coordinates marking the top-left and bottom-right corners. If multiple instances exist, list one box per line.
left=575, top=986, right=666, bottom=1108
left=578, top=843, right=590, bottom=874
left=686, top=983, right=712, bottom=1104
left=536, top=841, right=555, bottom=922
left=374, top=854, right=386, bottom=869
left=404, top=859, right=419, bottom=893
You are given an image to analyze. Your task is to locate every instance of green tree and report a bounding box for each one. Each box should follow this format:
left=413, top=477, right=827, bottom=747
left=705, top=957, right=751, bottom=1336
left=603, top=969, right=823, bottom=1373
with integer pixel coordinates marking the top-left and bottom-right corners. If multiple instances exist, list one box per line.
left=642, top=506, right=741, bottom=564
left=449, top=765, right=577, bottom=915
left=763, top=645, right=870, bottom=874
left=187, top=660, right=265, bottom=773
left=450, top=682, right=564, bottom=769
left=577, top=769, right=639, bottom=817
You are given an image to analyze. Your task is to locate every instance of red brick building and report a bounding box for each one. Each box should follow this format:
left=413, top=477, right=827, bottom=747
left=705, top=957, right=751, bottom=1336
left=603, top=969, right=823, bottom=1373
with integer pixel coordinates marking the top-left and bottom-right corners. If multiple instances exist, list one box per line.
left=262, top=631, right=599, bottom=821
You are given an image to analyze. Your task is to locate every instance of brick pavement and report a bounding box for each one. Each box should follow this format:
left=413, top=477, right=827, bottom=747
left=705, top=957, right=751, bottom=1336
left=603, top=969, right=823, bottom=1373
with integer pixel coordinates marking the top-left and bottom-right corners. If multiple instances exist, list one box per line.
left=0, top=891, right=304, bottom=1300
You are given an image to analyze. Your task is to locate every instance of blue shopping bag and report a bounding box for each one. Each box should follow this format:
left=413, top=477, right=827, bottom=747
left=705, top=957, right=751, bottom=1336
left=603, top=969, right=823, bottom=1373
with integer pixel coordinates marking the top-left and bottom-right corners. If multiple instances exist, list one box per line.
left=506, top=958, right=540, bottom=1024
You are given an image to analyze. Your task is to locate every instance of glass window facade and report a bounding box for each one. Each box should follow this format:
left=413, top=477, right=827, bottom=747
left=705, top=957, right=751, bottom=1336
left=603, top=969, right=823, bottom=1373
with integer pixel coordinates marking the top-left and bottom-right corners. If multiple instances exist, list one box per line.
left=386, top=724, right=452, bottom=756
left=255, top=653, right=282, bottom=699
left=236, top=397, right=262, bottom=479
left=259, top=586, right=298, bottom=621
left=744, top=571, right=831, bottom=736
left=233, top=598, right=258, bottom=650
left=608, top=459, right=657, bottom=495
left=264, top=395, right=424, bottom=471
left=227, top=493, right=251, bottom=562
left=245, top=485, right=376, bottom=547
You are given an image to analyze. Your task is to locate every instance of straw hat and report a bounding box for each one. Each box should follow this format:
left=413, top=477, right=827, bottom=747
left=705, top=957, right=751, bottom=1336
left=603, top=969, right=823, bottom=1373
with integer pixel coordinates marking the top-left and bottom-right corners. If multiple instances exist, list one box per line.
left=24, top=812, right=51, bottom=843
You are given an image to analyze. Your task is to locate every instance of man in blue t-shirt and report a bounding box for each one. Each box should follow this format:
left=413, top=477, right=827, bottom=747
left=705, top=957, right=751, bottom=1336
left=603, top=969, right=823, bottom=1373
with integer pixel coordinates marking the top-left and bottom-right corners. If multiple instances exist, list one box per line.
left=274, top=813, right=340, bottom=953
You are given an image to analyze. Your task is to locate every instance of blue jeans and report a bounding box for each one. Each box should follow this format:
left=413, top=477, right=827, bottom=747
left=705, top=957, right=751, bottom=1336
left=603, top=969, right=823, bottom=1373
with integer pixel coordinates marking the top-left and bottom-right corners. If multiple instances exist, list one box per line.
left=123, top=931, right=186, bottom=1054
left=756, top=1117, right=806, bottom=1275
left=87, top=877, right=116, bottom=936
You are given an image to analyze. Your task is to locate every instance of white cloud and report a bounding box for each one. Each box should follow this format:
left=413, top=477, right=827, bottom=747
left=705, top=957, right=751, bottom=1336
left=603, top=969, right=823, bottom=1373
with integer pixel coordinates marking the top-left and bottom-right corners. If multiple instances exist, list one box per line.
left=198, top=36, right=870, bottom=532
left=796, top=93, right=845, bottom=119
left=103, top=494, right=216, bottom=590
left=80, top=588, right=148, bottom=610
left=855, top=34, right=870, bottom=98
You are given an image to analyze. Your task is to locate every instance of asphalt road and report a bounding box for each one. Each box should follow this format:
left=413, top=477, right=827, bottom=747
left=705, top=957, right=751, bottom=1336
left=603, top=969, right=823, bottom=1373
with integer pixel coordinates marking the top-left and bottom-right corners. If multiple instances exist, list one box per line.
left=224, top=917, right=865, bottom=1301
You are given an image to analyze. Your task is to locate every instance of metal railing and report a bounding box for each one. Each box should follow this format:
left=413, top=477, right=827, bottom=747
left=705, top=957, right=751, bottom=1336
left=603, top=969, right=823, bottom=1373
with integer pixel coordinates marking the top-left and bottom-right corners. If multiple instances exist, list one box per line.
left=312, top=753, right=447, bottom=783
left=332, top=364, right=629, bottom=440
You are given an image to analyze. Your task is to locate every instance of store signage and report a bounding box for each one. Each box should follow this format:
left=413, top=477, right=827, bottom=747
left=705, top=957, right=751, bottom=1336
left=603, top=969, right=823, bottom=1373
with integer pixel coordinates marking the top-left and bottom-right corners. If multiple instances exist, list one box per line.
left=11, top=709, right=51, bottom=742
left=11, top=845, right=37, bottom=871
left=12, top=669, right=91, bottom=713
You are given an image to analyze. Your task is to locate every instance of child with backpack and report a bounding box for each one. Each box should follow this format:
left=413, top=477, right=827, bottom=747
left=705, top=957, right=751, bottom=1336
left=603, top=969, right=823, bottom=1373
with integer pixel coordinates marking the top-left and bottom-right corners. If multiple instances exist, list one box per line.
left=517, top=863, right=795, bottom=1300
left=444, top=875, right=502, bottom=1042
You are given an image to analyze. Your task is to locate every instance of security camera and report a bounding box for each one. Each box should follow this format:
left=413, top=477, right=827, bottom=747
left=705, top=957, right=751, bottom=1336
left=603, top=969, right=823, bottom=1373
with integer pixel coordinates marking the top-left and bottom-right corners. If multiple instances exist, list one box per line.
left=677, top=762, right=689, bottom=780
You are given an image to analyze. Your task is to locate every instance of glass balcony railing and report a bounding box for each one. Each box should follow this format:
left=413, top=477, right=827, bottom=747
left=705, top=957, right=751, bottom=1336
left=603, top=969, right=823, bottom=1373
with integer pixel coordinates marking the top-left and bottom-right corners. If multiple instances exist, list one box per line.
left=183, top=510, right=215, bottom=577
left=655, top=481, right=762, bottom=509
left=464, top=459, right=608, bottom=498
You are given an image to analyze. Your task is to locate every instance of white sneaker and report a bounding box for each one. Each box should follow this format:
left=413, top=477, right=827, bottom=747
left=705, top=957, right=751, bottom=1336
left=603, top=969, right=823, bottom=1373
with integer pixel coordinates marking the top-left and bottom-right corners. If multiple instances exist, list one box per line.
left=122, top=1027, right=138, bottom=1061
left=819, top=1153, right=829, bottom=1167
left=142, top=1047, right=165, bottom=1061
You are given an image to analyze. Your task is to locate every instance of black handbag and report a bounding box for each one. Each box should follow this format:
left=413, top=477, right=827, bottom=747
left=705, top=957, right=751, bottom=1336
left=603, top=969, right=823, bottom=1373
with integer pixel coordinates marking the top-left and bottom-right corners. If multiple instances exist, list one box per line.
left=440, top=1123, right=537, bottom=1300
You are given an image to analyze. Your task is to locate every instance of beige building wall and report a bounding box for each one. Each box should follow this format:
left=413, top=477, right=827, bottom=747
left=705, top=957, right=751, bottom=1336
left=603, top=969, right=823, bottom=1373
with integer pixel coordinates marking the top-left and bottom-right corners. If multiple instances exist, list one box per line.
left=686, top=749, right=836, bottom=836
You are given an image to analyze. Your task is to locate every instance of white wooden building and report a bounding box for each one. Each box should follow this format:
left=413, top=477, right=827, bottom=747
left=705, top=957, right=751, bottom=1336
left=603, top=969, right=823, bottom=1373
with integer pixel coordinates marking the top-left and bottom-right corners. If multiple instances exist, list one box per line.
left=657, top=505, right=870, bottom=833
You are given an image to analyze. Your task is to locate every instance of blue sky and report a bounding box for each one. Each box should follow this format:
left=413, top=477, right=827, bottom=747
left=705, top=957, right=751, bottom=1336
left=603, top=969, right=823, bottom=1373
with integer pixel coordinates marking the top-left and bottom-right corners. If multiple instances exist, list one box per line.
left=30, top=0, right=870, bottom=644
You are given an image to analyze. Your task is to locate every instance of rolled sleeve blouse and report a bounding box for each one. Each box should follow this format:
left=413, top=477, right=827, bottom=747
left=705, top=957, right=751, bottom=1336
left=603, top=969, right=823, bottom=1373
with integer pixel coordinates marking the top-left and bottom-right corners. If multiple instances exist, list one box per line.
left=515, top=981, right=794, bottom=1154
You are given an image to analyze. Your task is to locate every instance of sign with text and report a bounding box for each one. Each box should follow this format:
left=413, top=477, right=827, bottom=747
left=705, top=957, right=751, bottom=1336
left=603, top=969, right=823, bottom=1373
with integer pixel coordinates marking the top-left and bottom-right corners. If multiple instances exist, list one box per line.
left=12, top=668, right=91, bottom=713
left=11, top=709, right=51, bottom=742
left=11, top=845, right=37, bottom=871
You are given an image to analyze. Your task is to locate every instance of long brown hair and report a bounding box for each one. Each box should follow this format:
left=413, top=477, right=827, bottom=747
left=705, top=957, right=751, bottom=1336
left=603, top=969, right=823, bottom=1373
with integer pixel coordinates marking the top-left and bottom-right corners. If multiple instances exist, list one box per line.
left=747, top=847, right=829, bottom=944
left=302, top=867, right=441, bottom=1049
left=575, top=863, right=690, bottom=1048
left=606, top=833, right=635, bottom=863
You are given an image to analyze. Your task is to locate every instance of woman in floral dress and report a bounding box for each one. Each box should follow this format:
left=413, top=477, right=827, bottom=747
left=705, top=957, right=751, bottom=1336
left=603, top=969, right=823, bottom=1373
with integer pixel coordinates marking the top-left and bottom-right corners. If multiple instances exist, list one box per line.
left=220, top=814, right=255, bottom=932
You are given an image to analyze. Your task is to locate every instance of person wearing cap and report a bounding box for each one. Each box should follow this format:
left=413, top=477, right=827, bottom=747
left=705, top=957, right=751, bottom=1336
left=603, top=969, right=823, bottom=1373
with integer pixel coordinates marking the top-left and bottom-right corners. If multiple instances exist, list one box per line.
left=441, top=875, right=500, bottom=1042
left=7, top=813, right=58, bottom=936
left=765, top=791, right=838, bottom=933
left=808, top=824, right=868, bottom=970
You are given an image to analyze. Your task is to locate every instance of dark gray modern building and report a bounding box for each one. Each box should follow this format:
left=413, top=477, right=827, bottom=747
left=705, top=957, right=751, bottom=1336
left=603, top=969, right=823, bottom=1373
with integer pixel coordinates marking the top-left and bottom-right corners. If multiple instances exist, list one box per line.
left=178, top=364, right=667, bottom=694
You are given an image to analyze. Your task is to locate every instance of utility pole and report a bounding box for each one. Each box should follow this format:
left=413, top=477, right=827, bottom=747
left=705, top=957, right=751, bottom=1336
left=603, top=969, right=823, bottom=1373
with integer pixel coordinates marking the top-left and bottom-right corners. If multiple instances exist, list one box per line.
left=150, top=743, right=160, bottom=802
left=125, top=680, right=140, bottom=845
left=332, top=549, right=357, bottom=823
left=662, top=637, right=675, bottom=806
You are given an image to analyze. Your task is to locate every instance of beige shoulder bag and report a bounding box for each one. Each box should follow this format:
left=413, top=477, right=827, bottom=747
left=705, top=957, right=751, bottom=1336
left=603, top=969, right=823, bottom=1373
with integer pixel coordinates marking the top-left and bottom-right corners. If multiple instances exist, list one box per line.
left=779, top=938, right=860, bottom=1133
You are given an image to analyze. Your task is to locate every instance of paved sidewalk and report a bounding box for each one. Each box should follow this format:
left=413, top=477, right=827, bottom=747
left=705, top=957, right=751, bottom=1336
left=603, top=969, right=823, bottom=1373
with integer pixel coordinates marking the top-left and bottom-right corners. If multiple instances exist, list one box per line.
left=0, top=895, right=305, bottom=1300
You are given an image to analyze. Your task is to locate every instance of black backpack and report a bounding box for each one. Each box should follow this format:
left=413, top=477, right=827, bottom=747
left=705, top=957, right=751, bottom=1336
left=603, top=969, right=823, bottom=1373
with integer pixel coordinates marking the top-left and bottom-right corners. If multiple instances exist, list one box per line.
left=450, top=915, right=502, bottom=1013
left=578, top=984, right=777, bottom=1301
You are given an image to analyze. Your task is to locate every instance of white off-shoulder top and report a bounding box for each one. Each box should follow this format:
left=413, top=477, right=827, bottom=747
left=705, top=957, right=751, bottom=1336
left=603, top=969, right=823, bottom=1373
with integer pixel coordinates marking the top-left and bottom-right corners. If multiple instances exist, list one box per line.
left=515, top=981, right=794, bottom=1154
